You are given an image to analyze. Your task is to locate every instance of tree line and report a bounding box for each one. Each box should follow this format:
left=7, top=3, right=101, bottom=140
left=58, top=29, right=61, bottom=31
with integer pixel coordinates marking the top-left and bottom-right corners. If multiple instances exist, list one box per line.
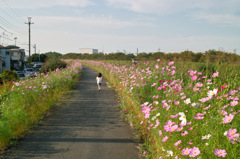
left=59, top=50, right=240, bottom=64
left=32, top=50, right=240, bottom=64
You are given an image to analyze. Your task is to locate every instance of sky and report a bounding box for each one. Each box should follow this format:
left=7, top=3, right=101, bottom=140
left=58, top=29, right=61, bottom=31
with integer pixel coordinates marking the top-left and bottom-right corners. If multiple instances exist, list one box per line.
left=0, top=0, right=240, bottom=54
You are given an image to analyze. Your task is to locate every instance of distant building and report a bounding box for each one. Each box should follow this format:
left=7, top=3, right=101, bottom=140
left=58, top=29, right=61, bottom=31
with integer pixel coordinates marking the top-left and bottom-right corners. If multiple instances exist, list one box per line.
left=0, top=55, right=3, bottom=72
left=79, top=48, right=98, bottom=54
left=0, top=45, right=25, bottom=73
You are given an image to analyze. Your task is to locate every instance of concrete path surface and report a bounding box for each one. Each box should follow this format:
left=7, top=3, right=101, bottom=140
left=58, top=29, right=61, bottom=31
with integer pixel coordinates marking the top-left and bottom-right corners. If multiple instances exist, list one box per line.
left=1, top=66, right=139, bottom=159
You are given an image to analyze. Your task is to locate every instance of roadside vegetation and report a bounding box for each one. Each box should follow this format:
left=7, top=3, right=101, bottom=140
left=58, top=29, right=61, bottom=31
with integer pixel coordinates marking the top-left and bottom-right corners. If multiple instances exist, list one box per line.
left=82, top=60, right=239, bottom=159
left=61, top=50, right=240, bottom=64
left=0, top=60, right=82, bottom=150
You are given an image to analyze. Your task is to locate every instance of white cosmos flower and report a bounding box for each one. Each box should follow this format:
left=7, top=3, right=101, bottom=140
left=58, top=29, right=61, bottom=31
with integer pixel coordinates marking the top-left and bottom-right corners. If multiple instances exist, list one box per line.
left=202, top=134, right=212, bottom=140
left=207, top=88, right=218, bottom=97
left=144, top=102, right=149, bottom=106
left=15, top=82, right=20, bottom=86
left=192, top=102, right=200, bottom=108
left=166, top=150, right=173, bottom=157
left=180, top=119, right=187, bottom=125
left=191, top=102, right=196, bottom=107
left=178, top=112, right=185, bottom=116
left=42, top=85, right=48, bottom=90
left=156, top=113, right=160, bottom=117
left=179, top=112, right=187, bottom=125
left=162, top=147, right=165, bottom=151
left=184, top=98, right=191, bottom=104
left=224, top=131, right=228, bottom=136
left=151, top=116, right=156, bottom=121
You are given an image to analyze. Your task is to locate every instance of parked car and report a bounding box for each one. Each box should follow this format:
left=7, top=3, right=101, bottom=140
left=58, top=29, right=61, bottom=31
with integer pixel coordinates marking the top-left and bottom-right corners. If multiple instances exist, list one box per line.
left=17, top=71, right=26, bottom=80
left=33, top=65, right=42, bottom=72
left=24, top=68, right=35, bottom=77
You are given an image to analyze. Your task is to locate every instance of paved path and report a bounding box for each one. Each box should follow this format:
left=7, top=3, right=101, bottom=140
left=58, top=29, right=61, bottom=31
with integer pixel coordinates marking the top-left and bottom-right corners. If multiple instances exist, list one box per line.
left=1, top=66, right=139, bottom=159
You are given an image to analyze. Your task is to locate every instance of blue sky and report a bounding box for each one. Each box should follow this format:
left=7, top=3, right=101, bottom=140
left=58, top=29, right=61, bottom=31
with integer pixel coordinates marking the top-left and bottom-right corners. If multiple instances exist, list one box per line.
left=0, top=0, right=240, bottom=54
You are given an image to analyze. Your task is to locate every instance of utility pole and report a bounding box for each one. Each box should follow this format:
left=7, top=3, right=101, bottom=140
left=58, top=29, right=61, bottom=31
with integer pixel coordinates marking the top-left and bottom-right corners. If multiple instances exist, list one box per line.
left=33, top=44, right=36, bottom=54
left=25, top=17, right=34, bottom=64
left=38, top=50, right=40, bottom=62
left=14, top=37, right=17, bottom=46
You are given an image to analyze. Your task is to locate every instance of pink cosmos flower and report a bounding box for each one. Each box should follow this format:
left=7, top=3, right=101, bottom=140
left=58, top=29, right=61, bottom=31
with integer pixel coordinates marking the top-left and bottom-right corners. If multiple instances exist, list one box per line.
left=212, top=72, right=219, bottom=77
left=191, top=75, right=197, bottom=81
left=182, top=148, right=191, bottom=155
left=156, top=59, right=160, bottom=62
left=164, top=120, right=173, bottom=132
left=186, top=122, right=192, bottom=126
left=181, top=131, right=188, bottom=136
left=174, top=140, right=182, bottom=146
left=162, top=136, right=169, bottom=142
left=162, top=102, right=169, bottom=108
left=214, top=149, right=227, bottom=157
left=193, top=116, right=204, bottom=120
left=171, top=114, right=179, bottom=118
left=220, top=110, right=228, bottom=115
left=189, top=147, right=200, bottom=157
left=176, top=126, right=183, bottom=132
left=169, top=125, right=178, bottom=132
left=230, top=100, right=238, bottom=107
left=222, top=114, right=234, bottom=124
left=227, top=128, right=239, bottom=140
left=168, top=61, right=174, bottom=66
left=229, top=90, right=237, bottom=95
left=155, top=64, right=159, bottom=69
left=188, top=70, right=197, bottom=76
left=196, top=82, right=203, bottom=87
left=158, top=130, right=162, bottom=136
left=155, top=119, right=160, bottom=127
left=174, top=101, right=180, bottom=105
left=153, top=101, right=159, bottom=104
left=151, top=83, right=157, bottom=87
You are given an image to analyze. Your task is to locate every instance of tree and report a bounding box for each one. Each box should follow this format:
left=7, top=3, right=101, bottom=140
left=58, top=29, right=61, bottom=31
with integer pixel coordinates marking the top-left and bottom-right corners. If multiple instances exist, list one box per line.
left=45, top=52, right=62, bottom=61
left=32, top=54, right=47, bottom=62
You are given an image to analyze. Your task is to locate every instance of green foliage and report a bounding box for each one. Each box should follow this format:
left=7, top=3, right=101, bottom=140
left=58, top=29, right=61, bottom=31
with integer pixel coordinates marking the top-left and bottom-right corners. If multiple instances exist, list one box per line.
left=61, top=50, right=240, bottom=64
left=197, top=62, right=218, bottom=76
left=40, top=59, right=67, bottom=73
left=45, top=52, right=62, bottom=61
left=32, top=54, right=47, bottom=63
left=0, top=69, right=18, bottom=82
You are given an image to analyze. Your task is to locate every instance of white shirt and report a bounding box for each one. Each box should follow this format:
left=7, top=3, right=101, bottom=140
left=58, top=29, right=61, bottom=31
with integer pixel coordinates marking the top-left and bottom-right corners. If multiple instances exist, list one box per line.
left=96, top=77, right=102, bottom=83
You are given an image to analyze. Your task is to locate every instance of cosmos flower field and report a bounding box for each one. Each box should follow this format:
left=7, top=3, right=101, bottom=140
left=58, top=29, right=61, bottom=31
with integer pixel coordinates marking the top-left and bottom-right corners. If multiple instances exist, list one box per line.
left=83, top=60, right=239, bottom=159
left=0, top=61, right=82, bottom=149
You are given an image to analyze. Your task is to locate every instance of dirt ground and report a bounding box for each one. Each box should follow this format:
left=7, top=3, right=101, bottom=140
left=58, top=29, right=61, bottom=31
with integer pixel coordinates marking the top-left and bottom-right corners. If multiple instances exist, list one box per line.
left=1, top=66, right=139, bottom=159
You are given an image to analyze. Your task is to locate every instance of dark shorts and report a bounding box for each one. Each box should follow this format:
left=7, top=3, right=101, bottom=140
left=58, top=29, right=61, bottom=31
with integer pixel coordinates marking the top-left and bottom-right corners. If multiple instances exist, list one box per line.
left=97, top=83, right=101, bottom=85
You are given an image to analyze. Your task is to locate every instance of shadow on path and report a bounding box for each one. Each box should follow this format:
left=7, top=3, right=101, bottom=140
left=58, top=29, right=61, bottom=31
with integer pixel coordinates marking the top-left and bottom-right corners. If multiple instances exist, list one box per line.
left=1, top=66, right=139, bottom=159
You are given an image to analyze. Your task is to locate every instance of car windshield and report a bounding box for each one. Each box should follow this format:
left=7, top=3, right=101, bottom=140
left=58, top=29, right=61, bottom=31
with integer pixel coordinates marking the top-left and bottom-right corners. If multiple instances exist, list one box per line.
left=26, top=69, right=33, bottom=71
left=18, top=74, right=25, bottom=77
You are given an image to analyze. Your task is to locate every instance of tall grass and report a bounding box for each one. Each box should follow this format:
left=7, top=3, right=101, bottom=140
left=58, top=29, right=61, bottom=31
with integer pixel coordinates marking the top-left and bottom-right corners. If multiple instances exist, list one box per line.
left=0, top=60, right=82, bottom=150
left=82, top=60, right=239, bottom=159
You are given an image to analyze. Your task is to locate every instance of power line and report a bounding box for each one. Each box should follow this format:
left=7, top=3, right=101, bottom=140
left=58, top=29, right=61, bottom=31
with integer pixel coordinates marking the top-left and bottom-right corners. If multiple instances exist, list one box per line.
left=0, top=16, right=25, bottom=32
left=2, top=0, right=26, bottom=22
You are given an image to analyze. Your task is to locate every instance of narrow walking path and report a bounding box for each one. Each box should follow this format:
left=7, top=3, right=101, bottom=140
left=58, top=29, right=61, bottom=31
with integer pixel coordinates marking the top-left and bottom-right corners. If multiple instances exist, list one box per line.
left=1, top=66, right=139, bottom=159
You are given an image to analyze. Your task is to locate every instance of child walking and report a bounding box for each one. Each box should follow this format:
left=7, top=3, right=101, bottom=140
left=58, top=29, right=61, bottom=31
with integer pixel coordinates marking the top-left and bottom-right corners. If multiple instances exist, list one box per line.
left=96, top=73, right=103, bottom=91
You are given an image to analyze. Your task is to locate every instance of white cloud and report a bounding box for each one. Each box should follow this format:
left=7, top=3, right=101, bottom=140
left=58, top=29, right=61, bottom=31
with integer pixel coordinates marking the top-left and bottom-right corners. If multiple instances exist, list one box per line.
left=193, top=13, right=240, bottom=27
left=106, top=0, right=240, bottom=15
left=33, top=15, right=153, bottom=29
left=9, top=0, right=95, bottom=9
